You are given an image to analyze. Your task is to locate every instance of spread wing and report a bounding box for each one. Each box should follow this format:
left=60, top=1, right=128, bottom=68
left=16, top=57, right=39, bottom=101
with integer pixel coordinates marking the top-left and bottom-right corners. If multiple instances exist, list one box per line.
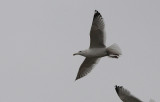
left=115, top=85, right=143, bottom=102
left=75, top=58, right=100, bottom=80
left=89, top=10, right=106, bottom=48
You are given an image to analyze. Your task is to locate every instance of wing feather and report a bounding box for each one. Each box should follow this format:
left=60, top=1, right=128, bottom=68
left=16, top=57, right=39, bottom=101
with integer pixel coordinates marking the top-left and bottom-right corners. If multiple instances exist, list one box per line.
left=90, top=10, right=106, bottom=48
left=115, top=85, right=143, bottom=102
left=75, top=58, right=100, bottom=80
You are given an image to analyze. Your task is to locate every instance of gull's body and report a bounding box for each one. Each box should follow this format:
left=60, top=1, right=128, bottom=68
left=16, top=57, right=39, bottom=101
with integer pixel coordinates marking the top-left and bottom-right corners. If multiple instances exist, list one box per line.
left=74, top=10, right=122, bottom=80
left=78, top=48, right=107, bottom=58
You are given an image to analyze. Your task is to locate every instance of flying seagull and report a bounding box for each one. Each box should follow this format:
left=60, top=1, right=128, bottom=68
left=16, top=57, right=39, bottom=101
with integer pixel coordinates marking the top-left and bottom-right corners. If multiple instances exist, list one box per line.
left=73, top=10, right=122, bottom=80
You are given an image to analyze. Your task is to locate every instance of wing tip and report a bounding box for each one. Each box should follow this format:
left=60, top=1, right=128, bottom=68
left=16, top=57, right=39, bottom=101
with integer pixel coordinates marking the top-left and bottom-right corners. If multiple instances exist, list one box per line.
left=75, top=74, right=82, bottom=81
left=94, top=10, right=102, bottom=18
left=75, top=72, right=88, bottom=81
left=115, top=85, right=123, bottom=95
left=75, top=76, right=79, bottom=81
left=94, top=10, right=99, bottom=13
left=95, top=10, right=98, bottom=12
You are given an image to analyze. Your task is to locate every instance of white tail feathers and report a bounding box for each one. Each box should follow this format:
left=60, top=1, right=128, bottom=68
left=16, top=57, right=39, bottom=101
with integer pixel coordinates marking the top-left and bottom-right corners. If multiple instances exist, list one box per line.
left=107, top=43, right=122, bottom=55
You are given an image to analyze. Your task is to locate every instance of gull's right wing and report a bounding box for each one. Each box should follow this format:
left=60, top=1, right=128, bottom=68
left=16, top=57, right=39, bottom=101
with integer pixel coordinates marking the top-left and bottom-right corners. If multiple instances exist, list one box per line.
left=89, top=10, right=106, bottom=48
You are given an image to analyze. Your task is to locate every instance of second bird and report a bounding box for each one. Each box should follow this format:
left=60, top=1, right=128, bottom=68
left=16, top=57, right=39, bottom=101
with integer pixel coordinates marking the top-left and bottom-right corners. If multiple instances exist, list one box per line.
left=73, top=10, right=122, bottom=80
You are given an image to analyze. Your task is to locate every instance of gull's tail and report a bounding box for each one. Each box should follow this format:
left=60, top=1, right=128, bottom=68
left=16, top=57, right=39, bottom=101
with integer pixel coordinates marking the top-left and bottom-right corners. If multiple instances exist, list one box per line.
left=106, top=43, right=122, bottom=58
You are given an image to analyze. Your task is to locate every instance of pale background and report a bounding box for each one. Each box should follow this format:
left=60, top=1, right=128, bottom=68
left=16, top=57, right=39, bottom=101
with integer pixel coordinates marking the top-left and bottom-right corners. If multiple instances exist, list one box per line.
left=0, top=0, right=159, bottom=102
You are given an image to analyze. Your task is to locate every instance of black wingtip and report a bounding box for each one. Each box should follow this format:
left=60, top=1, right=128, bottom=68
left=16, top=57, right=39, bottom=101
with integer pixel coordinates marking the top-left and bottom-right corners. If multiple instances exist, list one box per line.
left=115, top=85, right=122, bottom=95
left=75, top=76, right=80, bottom=81
left=75, top=78, right=78, bottom=81
left=115, top=85, right=119, bottom=94
left=94, top=10, right=102, bottom=18
left=95, top=10, right=98, bottom=12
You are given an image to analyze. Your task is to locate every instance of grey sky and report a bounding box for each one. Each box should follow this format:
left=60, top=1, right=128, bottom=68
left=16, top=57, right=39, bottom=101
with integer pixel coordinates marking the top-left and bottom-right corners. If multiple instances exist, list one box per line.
left=0, top=0, right=160, bottom=102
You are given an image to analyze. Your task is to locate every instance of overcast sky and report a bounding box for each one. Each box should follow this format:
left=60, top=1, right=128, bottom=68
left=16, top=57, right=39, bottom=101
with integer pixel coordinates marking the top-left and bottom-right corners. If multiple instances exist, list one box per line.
left=0, top=0, right=160, bottom=102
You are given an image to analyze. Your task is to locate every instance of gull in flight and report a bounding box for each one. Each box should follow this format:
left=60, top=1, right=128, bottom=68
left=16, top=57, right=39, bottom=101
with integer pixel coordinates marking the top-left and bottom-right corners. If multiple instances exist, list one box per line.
left=73, top=10, right=122, bottom=80
left=115, top=85, right=155, bottom=102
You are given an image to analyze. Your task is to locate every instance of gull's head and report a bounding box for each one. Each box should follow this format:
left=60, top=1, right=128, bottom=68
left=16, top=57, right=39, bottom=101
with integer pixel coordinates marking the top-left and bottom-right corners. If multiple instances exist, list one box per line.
left=73, top=50, right=86, bottom=56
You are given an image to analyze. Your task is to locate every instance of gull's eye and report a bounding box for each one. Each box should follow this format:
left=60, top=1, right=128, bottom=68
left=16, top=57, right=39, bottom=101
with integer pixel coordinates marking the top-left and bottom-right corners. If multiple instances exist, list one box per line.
left=79, top=51, right=82, bottom=52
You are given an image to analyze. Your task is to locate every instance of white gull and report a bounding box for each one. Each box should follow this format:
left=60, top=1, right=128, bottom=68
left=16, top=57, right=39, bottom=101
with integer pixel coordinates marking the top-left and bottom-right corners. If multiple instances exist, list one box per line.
left=73, top=10, right=122, bottom=80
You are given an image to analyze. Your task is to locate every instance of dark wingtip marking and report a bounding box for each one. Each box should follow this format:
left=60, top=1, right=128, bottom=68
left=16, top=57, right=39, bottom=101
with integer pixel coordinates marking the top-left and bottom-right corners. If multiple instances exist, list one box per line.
left=95, top=10, right=98, bottom=12
left=75, top=77, right=78, bottom=81
left=115, top=85, right=122, bottom=95
left=115, top=85, right=119, bottom=94
left=75, top=75, right=81, bottom=81
left=94, top=10, right=102, bottom=18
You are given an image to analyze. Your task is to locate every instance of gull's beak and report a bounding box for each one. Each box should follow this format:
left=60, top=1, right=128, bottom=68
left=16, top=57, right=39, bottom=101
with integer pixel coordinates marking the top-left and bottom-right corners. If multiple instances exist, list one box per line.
left=73, top=53, right=78, bottom=56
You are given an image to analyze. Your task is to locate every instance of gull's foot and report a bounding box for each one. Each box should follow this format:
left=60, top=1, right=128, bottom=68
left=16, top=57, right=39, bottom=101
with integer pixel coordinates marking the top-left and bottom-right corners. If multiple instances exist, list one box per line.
left=109, top=54, right=119, bottom=58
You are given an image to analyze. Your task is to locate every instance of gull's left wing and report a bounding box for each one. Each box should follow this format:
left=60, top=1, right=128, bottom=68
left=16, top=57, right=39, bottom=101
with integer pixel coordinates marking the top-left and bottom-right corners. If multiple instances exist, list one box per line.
left=75, top=58, right=100, bottom=80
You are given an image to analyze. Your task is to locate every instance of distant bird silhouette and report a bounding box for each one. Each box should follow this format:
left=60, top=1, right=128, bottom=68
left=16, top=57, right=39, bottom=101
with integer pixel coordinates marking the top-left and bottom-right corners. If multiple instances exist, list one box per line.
left=73, top=10, right=122, bottom=80
left=115, top=85, right=155, bottom=102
